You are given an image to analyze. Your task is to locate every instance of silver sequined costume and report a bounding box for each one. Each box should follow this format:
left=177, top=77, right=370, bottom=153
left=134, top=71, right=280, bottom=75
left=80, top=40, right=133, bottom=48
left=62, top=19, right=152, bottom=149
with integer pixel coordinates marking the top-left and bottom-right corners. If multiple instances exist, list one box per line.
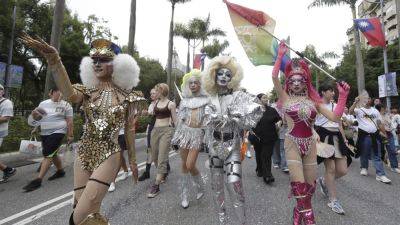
left=171, top=96, right=210, bottom=150
left=204, top=90, right=263, bottom=225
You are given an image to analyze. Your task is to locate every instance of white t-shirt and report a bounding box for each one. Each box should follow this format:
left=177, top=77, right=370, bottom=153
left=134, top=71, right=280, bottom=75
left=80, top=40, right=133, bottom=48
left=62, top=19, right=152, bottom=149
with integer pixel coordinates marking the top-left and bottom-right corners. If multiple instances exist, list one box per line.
left=315, top=102, right=339, bottom=129
left=354, top=107, right=381, bottom=133
left=392, top=114, right=400, bottom=130
left=28, top=99, right=73, bottom=135
left=0, top=98, right=14, bottom=138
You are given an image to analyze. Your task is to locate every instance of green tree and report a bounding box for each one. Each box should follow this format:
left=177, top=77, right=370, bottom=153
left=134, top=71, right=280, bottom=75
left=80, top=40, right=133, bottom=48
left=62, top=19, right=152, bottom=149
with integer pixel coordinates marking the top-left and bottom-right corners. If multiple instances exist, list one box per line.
left=174, top=22, right=197, bottom=72
left=192, top=14, right=226, bottom=48
left=202, top=39, right=229, bottom=58
left=308, top=0, right=366, bottom=94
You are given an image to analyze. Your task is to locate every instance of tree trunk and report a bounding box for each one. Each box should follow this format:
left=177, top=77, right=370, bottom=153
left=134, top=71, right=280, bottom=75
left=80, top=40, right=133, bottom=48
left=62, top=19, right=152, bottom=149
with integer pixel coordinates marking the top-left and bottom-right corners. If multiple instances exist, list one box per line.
left=44, top=0, right=65, bottom=99
left=166, top=3, right=175, bottom=98
left=186, top=39, right=190, bottom=73
left=396, top=0, right=400, bottom=54
left=351, top=4, right=365, bottom=94
left=127, top=0, right=136, bottom=56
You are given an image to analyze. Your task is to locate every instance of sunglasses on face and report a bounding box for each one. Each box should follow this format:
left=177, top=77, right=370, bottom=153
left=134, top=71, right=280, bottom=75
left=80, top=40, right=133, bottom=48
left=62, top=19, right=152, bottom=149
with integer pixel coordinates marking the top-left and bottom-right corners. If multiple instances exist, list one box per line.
left=92, top=58, right=112, bottom=65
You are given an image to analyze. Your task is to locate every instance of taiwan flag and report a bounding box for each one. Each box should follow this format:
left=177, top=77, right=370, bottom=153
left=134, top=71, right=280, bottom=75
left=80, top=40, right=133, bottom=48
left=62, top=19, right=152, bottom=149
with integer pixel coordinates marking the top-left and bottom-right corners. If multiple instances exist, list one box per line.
left=354, top=17, right=386, bottom=47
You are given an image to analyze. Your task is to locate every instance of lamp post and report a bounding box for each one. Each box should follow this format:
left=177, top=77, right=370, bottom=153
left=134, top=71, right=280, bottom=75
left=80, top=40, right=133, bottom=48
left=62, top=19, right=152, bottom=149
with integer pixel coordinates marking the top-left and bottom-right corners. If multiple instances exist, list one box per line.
left=4, top=5, right=17, bottom=98
left=379, top=0, right=391, bottom=110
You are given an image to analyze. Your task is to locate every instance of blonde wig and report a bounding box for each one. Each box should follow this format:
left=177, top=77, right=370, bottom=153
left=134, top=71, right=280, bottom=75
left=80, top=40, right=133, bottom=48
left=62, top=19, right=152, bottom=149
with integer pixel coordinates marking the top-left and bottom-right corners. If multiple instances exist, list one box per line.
left=79, top=54, right=140, bottom=91
left=181, top=69, right=207, bottom=97
left=155, top=83, right=169, bottom=97
left=202, top=56, right=243, bottom=95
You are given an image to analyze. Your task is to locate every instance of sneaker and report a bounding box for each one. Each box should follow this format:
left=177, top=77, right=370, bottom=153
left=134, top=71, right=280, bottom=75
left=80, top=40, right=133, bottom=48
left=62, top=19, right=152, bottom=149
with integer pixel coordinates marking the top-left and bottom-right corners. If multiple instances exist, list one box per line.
left=317, top=177, right=329, bottom=197
left=390, top=168, right=400, bottom=174
left=273, top=164, right=279, bottom=169
left=120, top=172, right=128, bottom=181
left=23, top=178, right=42, bottom=192
left=360, top=168, right=368, bottom=176
left=328, top=200, right=345, bottom=215
left=108, top=182, right=116, bottom=192
left=147, top=184, right=160, bottom=198
left=376, top=175, right=391, bottom=184
left=3, top=167, right=16, bottom=181
left=48, top=170, right=65, bottom=181
left=138, top=171, right=150, bottom=181
left=282, top=167, right=289, bottom=173
left=245, top=150, right=252, bottom=158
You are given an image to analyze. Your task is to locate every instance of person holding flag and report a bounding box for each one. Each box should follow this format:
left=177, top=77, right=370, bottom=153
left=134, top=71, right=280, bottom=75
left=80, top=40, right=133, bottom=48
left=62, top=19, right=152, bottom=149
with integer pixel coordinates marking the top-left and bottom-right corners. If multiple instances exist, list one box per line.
left=272, top=42, right=350, bottom=225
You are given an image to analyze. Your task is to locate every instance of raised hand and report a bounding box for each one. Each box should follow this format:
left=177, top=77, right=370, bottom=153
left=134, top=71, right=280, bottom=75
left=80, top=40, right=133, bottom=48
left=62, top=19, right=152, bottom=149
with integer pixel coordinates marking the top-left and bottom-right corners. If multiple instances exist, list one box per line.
left=336, top=81, right=350, bottom=97
left=20, top=33, right=60, bottom=64
left=277, top=41, right=288, bottom=59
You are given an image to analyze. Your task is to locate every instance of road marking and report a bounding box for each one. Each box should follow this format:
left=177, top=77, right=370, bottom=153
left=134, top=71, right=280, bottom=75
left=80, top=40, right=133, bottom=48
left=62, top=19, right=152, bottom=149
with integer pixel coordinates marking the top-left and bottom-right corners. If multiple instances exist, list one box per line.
left=0, top=152, right=177, bottom=225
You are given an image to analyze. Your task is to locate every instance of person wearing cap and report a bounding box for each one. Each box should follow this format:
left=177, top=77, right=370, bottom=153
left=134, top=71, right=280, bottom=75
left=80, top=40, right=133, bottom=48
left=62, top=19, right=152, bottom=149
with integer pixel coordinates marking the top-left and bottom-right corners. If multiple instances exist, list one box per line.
left=0, top=84, right=16, bottom=183
left=21, top=35, right=146, bottom=225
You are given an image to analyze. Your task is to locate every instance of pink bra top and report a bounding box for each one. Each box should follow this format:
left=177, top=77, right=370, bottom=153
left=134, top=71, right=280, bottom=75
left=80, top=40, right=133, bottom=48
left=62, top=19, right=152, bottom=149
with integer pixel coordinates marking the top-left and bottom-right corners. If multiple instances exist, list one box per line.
left=283, top=97, right=317, bottom=155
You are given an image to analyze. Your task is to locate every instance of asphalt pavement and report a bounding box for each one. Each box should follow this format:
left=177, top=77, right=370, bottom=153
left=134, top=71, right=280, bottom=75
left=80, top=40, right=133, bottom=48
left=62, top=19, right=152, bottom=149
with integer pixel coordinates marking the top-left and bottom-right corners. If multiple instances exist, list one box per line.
left=0, top=138, right=399, bottom=225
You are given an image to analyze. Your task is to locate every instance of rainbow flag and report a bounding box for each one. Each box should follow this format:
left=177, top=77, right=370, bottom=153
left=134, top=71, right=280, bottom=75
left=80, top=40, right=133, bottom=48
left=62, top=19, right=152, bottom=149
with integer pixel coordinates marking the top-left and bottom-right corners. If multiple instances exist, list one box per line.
left=224, top=0, right=276, bottom=66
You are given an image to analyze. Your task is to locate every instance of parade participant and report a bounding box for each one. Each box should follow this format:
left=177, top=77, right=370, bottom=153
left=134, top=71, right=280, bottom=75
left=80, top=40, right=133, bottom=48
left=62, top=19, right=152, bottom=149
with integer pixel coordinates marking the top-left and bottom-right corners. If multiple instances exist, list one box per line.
left=349, top=95, right=391, bottom=184
left=0, top=85, right=15, bottom=183
left=203, top=56, right=263, bottom=225
left=24, top=88, right=73, bottom=192
left=273, top=42, right=350, bottom=225
left=315, top=84, right=351, bottom=215
left=171, top=70, right=209, bottom=208
left=138, top=88, right=158, bottom=181
left=250, top=93, right=281, bottom=184
left=375, top=104, right=400, bottom=174
left=147, top=83, right=177, bottom=198
left=21, top=35, right=146, bottom=225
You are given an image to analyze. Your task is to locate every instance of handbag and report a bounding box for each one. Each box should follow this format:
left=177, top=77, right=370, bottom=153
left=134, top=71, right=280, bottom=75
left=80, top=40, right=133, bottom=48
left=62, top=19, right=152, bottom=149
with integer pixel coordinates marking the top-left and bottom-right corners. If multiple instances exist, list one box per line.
left=19, top=136, right=42, bottom=157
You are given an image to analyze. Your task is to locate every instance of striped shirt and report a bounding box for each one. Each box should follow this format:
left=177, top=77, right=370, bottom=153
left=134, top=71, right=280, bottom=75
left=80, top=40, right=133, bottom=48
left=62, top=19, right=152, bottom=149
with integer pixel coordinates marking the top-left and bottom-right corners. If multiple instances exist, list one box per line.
left=0, top=98, right=14, bottom=138
left=28, top=99, right=73, bottom=136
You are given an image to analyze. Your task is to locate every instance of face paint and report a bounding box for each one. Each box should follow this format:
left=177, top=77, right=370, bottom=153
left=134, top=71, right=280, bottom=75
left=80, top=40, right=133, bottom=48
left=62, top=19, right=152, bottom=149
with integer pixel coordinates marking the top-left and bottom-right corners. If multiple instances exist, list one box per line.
left=216, top=68, right=232, bottom=87
left=92, top=58, right=113, bottom=79
left=288, top=75, right=306, bottom=94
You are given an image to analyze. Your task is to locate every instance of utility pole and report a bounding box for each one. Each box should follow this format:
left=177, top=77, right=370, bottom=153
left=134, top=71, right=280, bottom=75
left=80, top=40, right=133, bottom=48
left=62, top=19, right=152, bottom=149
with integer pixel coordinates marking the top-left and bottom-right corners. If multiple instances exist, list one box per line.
left=43, top=0, right=65, bottom=98
left=380, top=0, right=391, bottom=110
left=4, top=6, right=17, bottom=98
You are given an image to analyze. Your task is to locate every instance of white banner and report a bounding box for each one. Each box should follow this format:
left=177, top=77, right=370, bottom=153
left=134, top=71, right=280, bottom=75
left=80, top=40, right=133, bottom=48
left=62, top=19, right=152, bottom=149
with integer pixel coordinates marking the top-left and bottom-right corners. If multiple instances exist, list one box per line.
left=378, top=72, right=398, bottom=98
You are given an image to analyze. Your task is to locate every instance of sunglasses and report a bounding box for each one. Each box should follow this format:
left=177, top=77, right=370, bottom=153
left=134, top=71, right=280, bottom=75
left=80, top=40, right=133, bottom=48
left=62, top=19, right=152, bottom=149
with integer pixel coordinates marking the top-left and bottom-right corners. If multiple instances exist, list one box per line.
left=92, top=58, right=112, bottom=65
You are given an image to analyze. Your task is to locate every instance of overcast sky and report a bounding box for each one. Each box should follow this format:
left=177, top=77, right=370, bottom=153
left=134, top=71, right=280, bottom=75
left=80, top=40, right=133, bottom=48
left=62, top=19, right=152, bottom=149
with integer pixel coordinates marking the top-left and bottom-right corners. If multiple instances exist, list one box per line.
left=65, top=0, right=358, bottom=94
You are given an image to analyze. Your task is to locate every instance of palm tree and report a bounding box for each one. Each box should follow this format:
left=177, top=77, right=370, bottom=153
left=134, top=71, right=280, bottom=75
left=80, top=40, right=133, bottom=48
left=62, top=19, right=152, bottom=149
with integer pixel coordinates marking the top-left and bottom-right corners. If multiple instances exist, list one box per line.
left=174, top=22, right=197, bottom=72
left=193, top=14, right=226, bottom=48
left=202, top=39, right=230, bottom=58
left=166, top=0, right=191, bottom=96
left=308, top=0, right=365, bottom=94
left=127, top=0, right=136, bottom=56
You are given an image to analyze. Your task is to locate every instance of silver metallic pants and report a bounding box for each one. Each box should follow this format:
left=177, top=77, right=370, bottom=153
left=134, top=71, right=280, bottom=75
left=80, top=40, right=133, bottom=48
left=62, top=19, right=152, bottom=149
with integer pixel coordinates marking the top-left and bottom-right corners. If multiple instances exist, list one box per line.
left=209, top=144, right=246, bottom=225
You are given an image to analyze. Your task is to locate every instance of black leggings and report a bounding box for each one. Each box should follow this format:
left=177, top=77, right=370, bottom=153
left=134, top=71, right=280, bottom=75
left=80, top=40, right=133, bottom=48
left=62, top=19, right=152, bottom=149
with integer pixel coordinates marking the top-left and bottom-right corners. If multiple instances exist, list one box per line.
left=253, top=141, right=274, bottom=177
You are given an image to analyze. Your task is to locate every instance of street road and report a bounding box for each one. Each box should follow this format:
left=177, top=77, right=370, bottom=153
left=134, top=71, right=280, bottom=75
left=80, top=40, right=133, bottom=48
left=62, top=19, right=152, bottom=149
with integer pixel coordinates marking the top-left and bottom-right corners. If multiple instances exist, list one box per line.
left=0, top=138, right=399, bottom=225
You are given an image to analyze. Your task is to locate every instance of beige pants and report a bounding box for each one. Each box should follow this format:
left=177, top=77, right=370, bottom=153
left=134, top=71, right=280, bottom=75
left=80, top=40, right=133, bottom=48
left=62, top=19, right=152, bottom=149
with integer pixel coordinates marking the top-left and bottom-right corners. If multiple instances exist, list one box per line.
left=151, top=126, right=174, bottom=175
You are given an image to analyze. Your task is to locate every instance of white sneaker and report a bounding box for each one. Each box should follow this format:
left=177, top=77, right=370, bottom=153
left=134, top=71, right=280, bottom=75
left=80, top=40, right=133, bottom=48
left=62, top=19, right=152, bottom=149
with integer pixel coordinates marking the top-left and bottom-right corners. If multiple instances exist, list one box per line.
left=108, top=182, right=116, bottom=192
left=245, top=150, right=252, bottom=158
left=390, top=168, right=400, bottom=174
left=360, top=168, right=368, bottom=176
left=181, top=198, right=189, bottom=209
left=120, top=172, right=128, bottom=180
left=376, top=175, right=391, bottom=184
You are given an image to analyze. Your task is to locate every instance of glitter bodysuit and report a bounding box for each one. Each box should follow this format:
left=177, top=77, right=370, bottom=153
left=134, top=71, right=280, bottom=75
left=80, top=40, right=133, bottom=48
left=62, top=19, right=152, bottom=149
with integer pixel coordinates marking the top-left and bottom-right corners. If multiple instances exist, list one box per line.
left=74, top=84, right=145, bottom=171
left=283, top=96, right=317, bottom=156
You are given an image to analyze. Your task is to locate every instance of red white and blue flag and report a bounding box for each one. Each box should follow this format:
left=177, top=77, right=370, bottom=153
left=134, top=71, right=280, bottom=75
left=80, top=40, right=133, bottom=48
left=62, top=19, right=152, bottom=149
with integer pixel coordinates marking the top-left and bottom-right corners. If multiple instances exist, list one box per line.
left=354, top=17, right=386, bottom=47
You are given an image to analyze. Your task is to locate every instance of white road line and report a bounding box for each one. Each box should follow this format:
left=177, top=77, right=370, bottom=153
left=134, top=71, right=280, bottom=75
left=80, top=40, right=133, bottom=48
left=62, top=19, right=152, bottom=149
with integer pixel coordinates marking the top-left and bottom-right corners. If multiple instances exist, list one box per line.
left=1, top=152, right=177, bottom=225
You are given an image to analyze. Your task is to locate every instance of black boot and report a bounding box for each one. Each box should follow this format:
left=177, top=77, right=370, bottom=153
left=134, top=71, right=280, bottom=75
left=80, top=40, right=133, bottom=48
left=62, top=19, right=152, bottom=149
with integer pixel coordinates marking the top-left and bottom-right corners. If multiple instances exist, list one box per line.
left=138, top=163, right=151, bottom=181
left=69, top=212, right=75, bottom=225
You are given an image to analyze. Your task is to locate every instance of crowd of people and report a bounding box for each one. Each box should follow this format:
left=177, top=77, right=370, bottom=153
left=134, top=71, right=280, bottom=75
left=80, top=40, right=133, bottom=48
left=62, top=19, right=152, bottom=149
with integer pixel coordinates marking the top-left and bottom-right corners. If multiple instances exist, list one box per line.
left=0, top=36, right=399, bottom=225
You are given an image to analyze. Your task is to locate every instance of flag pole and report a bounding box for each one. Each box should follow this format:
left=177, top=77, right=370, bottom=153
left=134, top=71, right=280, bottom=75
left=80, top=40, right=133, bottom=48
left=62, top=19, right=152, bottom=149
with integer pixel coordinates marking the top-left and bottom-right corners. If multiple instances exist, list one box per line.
left=257, top=26, right=337, bottom=81
left=174, top=82, right=183, bottom=100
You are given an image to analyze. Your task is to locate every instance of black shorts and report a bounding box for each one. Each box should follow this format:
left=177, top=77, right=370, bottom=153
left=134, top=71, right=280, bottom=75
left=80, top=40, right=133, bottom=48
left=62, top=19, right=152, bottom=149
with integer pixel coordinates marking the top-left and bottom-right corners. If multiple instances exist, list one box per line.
left=41, top=133, right=65, bottom=158
left=118, top=135, right=127, bottom=151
